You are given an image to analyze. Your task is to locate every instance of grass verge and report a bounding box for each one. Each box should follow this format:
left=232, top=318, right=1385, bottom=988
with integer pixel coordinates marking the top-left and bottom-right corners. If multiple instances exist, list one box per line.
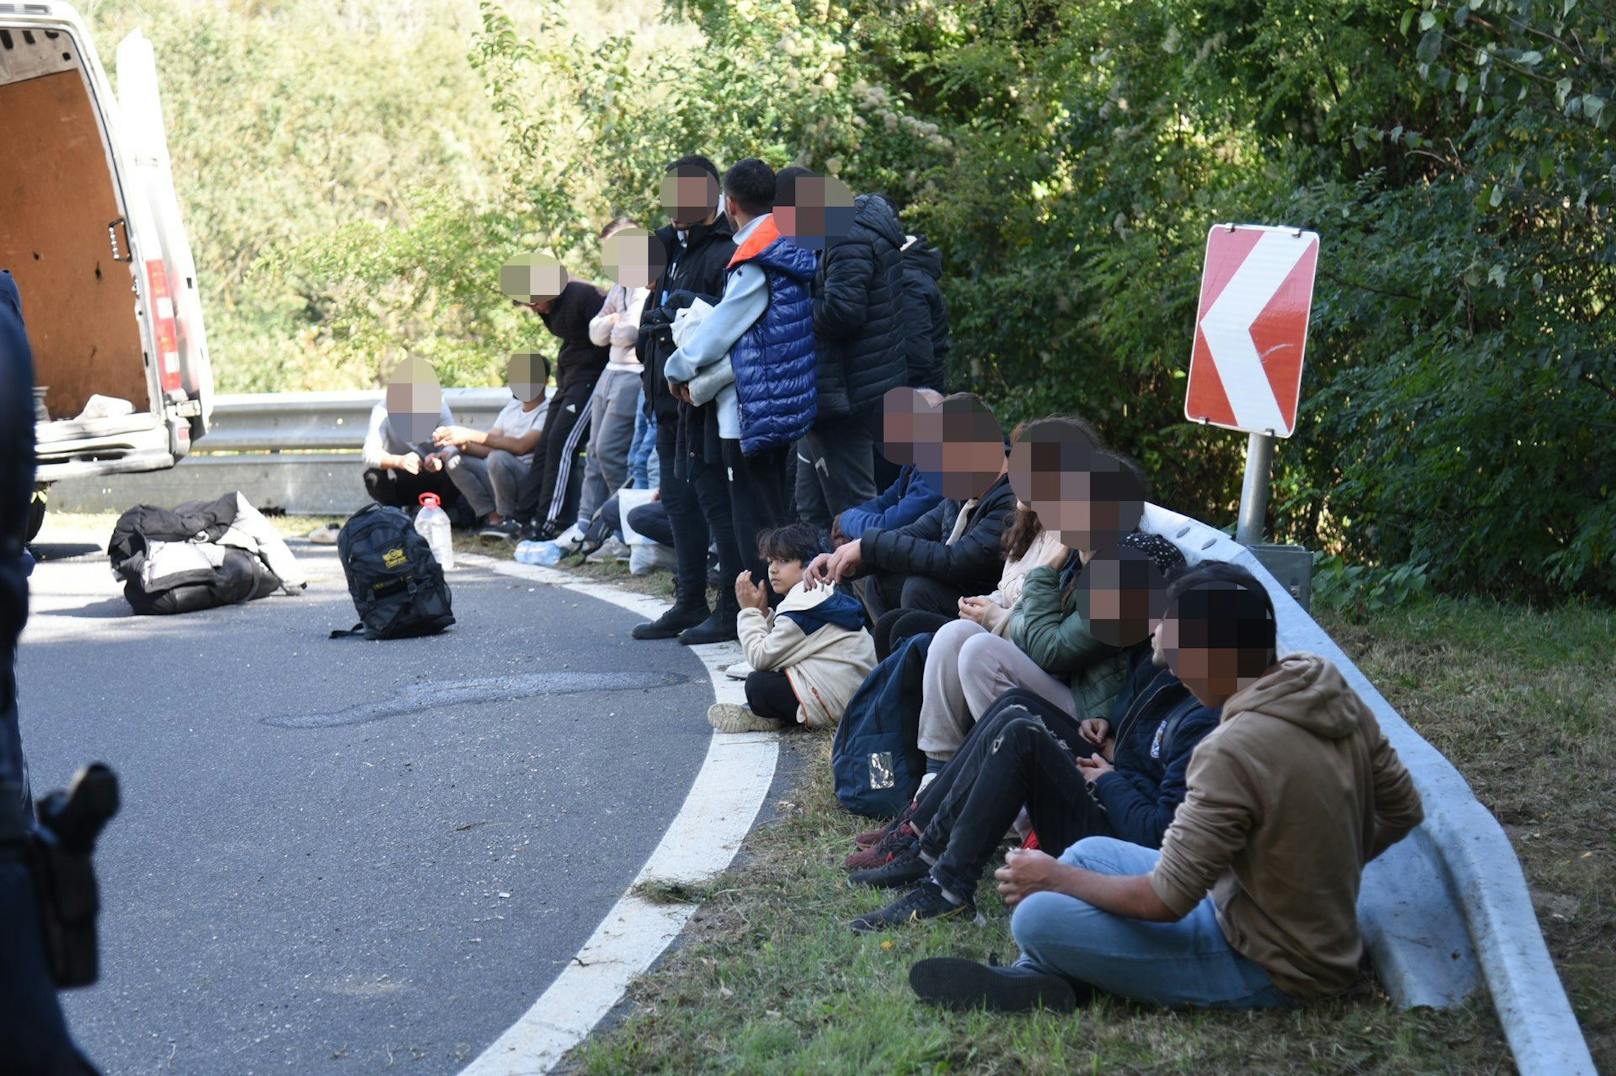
left=560, top=596, right=1614, bottom=1074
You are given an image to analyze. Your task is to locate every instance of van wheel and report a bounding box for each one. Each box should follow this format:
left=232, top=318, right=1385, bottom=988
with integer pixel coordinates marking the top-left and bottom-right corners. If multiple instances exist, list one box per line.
left=27, top=486, right=47, bottom=542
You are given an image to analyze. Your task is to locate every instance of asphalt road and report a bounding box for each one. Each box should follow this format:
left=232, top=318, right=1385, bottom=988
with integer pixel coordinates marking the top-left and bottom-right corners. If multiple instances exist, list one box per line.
left=16, top=534, right=714, bottom=1074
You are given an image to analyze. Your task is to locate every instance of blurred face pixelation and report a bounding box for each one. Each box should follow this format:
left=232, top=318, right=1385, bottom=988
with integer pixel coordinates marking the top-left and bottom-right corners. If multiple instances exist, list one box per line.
left=929, top=398, right=1004, bottom=501
left=507, top=352, right=547, bottom=403
left=879, top=387, right=927, bottom=468
left=661, top=169, right=719, bottom=230
left=602, top=226, right=666, bottom=290
left=1077, top=552, right=1168, bottom=648
left=1153, top=587, right=1275, bottom=706
left=777, top=175, right=855, bottom=252
left=1009, top=420, right=1144, bottom=553
left=384, top=356, right=443, bottom=443
left=500, top=252, right=567, bottom=311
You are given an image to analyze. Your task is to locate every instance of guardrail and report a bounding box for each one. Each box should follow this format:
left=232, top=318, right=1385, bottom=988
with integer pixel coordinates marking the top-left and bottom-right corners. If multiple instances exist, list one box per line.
left=45, top=394, right=1597, bottom=1074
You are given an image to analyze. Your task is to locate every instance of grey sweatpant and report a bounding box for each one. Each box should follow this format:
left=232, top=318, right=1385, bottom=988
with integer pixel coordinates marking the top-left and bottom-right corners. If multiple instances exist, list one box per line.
left=447, top=449, right=530, bottom=520
left=916, top=619, right=1076, bottom=761
left=576, top=367, right=642, bottom=528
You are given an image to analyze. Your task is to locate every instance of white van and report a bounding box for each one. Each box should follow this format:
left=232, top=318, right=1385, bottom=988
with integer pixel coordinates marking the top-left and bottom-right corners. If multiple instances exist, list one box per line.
left=1, top=1, right=212, bottom=537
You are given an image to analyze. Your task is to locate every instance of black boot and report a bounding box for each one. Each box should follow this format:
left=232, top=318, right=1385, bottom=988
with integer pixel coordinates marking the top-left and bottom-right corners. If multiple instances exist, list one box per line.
left=678, top=589, right=739, bottom=646
left=632, top=584, right=710, bottom=640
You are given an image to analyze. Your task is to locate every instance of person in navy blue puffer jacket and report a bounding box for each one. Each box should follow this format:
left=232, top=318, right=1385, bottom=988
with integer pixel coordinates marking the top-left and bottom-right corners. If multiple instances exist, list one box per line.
left=665, top=159, right=817, bottom=593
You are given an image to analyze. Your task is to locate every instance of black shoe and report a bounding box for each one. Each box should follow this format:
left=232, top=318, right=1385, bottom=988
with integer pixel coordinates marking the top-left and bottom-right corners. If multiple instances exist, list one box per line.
left=908, top=956, right=1079, bottom=1013
left=848, top=847, right=932, bottom=890
left=849, top=879, right=979, bottom=933
left=677, top=610, right=738, bottom=645
left=478, top=519, right=522, bottom=542
left=632, top=602, right=710, bottom=640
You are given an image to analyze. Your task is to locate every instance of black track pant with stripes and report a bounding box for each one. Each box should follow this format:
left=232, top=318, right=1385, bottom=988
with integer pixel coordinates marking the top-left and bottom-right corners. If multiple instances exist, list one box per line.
left=525, top=379, right=594, bottom=530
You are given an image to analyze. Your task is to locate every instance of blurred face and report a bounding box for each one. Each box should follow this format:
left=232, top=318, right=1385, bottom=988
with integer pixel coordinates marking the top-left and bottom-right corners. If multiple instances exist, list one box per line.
left=934, top=402, right=1006, bottom=500
left=507, top=352, right=547, bottom=403
left=1077, top=555, right=1164, bottom=647
left=880, top=387, right=925, bottom=468
left=661, top=170, right=719, bottom=230
left=777, top=175, right=856, bottom=252
left=1009, top=425, right=1142, bottom=553
left=767, top=556, right=805, bottom=595
left=603, top=226, right=666, bottom=290
left=500, top=253, right=566, bottom=306
left=1153, top=613, right=1263, bottom=707
left=383, top=360, right=442, bottom=443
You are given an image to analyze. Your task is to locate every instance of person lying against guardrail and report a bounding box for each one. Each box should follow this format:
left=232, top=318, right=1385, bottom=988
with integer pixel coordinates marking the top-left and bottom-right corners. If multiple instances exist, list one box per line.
left=362, top=355, right=459, bottom=515
left=907, top=561, right=1425, bottom=1014
left=433, top=353, right=552, bottom=541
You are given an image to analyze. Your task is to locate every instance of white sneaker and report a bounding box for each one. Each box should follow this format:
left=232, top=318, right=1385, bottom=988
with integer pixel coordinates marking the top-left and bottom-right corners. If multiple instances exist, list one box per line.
left=586, top=536, right=632, bottom=564
left=723, top=660, right=754, bottom=681
left=707, top=703, right=786, bottom=734
left=554, top=524, right=586, bottom=552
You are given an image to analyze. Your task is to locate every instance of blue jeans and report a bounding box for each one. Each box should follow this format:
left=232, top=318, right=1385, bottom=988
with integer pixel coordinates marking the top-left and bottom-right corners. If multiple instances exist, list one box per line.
left=1011, top=837, right=1294, bottom=1010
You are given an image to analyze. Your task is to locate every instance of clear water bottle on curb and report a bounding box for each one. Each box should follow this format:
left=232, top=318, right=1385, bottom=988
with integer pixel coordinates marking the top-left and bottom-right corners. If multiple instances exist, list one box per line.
left=415, top=492, right=454, bottom=570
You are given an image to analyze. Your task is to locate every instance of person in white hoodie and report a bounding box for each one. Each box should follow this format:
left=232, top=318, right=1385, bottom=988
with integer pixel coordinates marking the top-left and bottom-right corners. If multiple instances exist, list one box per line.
left=709, top=523, right=878, bottom=734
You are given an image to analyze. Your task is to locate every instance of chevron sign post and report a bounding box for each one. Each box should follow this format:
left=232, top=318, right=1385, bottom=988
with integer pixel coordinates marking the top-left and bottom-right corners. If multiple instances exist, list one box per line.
left=1185, top=224, right=1321, bottom=547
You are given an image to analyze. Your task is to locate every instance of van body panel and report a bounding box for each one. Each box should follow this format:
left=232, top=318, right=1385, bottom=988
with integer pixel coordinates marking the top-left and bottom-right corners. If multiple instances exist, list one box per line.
left=3, top=1, right=208, bottom=489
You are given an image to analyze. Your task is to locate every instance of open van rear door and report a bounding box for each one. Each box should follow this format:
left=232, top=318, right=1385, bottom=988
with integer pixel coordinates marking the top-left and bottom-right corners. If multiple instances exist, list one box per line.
left=114, top=29, right=212, bottom=451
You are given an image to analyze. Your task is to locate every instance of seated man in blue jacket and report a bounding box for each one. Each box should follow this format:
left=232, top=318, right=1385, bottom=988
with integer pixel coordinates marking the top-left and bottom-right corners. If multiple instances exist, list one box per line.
left=846, top=629, right=1220, bottom=931
left=831, top=386, right=944, bottom=546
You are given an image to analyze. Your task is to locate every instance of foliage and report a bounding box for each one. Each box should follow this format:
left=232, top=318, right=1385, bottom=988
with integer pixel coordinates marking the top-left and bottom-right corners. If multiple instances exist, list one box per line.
left=94, top=0, right=1614, bottom=597
left=1312, top=553, right=1431, bottom=619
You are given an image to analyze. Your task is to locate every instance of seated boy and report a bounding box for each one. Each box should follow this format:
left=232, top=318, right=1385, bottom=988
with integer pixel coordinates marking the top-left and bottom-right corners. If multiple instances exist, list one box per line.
left=708, top=523, right=877, bottom=734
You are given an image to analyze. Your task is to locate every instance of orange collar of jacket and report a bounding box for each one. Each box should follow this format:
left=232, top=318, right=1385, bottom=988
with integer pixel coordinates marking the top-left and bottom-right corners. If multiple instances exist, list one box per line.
left=727, top=214, right=782, bottom=269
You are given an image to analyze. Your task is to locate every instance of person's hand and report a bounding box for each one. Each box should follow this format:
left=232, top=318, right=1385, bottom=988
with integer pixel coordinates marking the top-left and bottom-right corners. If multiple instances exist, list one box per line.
left=958, top=595, right=994, bottom=625
left=650, top=488, right=662, bottom=502
left=398, top=452, right=422, bottom=476
left=829, top=514, right=846, bottom=545
left=433, top=425, right=477, bottom=448
left=995, top=847, right=1060, bottom=909
left=1041, top=540, right=1071, bottom=570
left=1079, top=718, right=1110, bottom=747
left=804, top=552, right=835, bottom=589
left=826, top=540, right=862, bottom=583
left=1076, top=753, right=1115, bottom=786
left=668, top=381, right=693, bottom=405
left=734, top=571, right=770, bottom=612
left=422, top=452, right=445, bottom=473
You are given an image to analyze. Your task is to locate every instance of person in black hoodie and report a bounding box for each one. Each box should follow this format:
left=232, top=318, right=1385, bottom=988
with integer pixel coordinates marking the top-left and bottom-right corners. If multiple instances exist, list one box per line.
left=847, top=621, right=1219, bottom=931
left=630, top=155, right=743, bottom=644
left=873, top=194, right=950, bottom=395
left=797, top=190, right=911, bottom=531
left=519, top=275, right=609, bottom=537
left=808, top=393, right=1013, bottom=619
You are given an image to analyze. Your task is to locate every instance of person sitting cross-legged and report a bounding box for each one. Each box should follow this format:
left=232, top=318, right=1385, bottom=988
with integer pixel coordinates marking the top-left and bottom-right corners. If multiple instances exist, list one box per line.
left=907, top=561, right=1426, bottom=1015
left=708, top=523, right=877, bottom=734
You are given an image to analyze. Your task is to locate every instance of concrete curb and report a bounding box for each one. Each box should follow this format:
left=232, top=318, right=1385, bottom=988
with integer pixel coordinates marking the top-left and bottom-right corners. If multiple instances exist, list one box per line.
left=1142, top=505, right=1595, bottom=1076
left=452, top=553, right=779, bottom=1076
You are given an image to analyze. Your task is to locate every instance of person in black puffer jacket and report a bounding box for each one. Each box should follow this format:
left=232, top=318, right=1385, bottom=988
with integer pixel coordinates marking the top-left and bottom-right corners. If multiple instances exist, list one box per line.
left=630, top=155, right=743, bottom=645
left=798, top=192, right=910, bottom=530
left=873, top=195, right=950, bottom=395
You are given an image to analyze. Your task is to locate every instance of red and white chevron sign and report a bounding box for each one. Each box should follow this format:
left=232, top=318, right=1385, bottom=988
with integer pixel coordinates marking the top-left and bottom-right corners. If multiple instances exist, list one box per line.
left=1185, top=224, right=1320, bottom=438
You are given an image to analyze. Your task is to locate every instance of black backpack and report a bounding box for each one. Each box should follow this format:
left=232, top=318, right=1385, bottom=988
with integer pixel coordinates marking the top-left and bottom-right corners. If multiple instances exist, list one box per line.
left=331, top=504, right=455, bottom=640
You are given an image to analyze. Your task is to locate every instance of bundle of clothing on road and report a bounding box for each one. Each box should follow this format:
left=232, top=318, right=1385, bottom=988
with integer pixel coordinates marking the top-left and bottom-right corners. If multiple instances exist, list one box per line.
left=108, top=492, right=305, bottom=615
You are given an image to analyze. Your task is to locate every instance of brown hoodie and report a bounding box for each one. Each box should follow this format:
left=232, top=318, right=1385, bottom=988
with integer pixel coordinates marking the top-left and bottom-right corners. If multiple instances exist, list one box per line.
left=1148, top=653, right=1424, bottom=999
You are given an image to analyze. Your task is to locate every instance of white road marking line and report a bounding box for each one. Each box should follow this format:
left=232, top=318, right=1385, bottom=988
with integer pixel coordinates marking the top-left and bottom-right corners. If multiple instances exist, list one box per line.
left=457, top=552, right=777, bottom=1075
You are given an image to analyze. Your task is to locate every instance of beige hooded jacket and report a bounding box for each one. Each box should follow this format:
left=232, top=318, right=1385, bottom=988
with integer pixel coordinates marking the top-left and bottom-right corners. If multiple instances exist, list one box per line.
left=737, top=581, right=877, bottom=730
left=1148, top=653, right=1424, bottom=998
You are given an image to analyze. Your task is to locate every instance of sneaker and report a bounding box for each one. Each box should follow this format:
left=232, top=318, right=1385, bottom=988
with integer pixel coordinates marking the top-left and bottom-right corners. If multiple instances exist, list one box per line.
left=478, top=519, right=522, bottom=542
left=586, top=536, right=632, bottom=564
left=306, top=523, right=341, bottom=545
left=844, top=824, right=916, bottom=872
left=854, top=801, right=918, bottom=849
left=848, top=847, right=931, bottom=889
left=723, top=660, right=754, bottom=681
left=908, top=957, right=1079, bottom=1013
left=631, top=601, right=711, bottom=640
left=707, top=703, right=788, bottom=734
left=552, top=523, right=586, bottom=553
left=678, top=611, right=738, bottom=646
left=849, top=879, right=978, bottom=933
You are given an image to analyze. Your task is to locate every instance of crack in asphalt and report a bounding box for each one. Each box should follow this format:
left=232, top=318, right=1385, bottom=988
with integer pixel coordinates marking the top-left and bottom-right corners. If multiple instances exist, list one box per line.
left=264, top=670, right=693, bottom=728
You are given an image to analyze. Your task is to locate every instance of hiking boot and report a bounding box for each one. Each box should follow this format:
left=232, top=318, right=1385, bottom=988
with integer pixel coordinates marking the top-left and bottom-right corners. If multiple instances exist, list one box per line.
left=844, top=824, right=916, bottom=872
left=849, top=879, right=979, bottom=933
left=848, top=847, right=931, bottom=889
left=908, top=957, right=1079, bottom=1013
left=707, top=703, right=789, bottom=734
left=679, top=591, right=739, bottom=646
left=478, top=519, right=522, bottom=542
left=854, top=800, right=918, bottom=849
left=632, top=599, right=710, bottom=640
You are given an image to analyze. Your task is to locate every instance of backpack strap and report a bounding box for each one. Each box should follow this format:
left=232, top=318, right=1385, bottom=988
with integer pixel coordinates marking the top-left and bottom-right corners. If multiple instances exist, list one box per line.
left=329, top=623, right=367, bottom=639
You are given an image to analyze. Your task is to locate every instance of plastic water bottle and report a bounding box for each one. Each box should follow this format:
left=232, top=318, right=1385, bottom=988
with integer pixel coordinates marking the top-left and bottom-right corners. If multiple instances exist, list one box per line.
left=415, top=492, right=454, bottom=570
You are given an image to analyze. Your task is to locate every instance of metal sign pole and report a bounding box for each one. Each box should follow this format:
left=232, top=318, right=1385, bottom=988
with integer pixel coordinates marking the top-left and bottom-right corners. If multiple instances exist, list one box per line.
left=1235, top=430, right=1274, bottom=547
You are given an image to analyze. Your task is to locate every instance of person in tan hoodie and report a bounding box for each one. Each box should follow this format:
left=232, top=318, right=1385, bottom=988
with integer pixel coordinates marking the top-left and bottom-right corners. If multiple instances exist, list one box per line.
left=908, top=561, right=1425, bottom=1013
